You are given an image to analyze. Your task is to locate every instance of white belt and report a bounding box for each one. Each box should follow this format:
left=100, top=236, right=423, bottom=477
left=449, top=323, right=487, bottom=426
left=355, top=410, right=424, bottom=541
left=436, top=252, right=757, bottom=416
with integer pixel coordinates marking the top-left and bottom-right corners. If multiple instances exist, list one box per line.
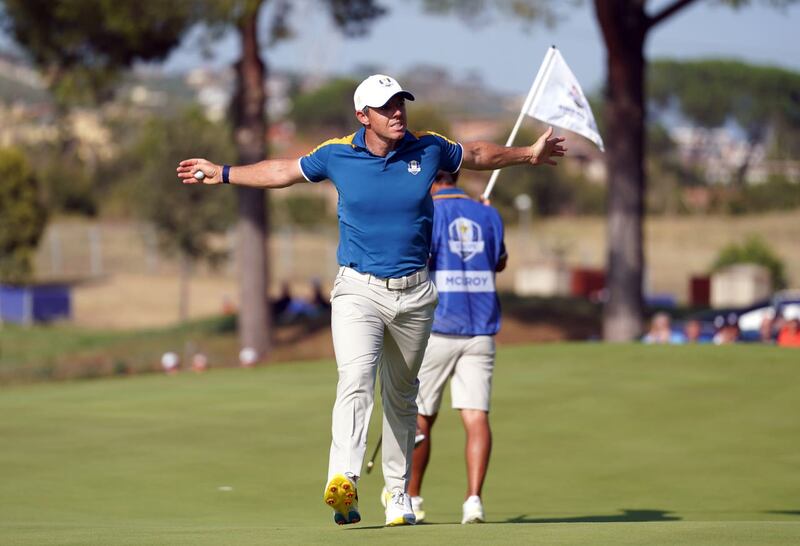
left=339, top=266, right=429, bottom=290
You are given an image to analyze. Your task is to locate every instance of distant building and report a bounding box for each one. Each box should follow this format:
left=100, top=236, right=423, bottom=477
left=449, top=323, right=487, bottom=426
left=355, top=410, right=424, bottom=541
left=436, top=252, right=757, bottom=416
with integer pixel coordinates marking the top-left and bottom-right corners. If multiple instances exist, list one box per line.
left=184, top=67, right=292, bottom=123
left=668, top=126, right=799, bottom=185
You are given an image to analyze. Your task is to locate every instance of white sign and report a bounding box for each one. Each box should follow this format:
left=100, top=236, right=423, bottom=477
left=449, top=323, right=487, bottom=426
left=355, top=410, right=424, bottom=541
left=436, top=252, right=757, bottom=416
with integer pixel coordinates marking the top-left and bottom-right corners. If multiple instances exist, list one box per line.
left=435, top=270, right=495, bottom=293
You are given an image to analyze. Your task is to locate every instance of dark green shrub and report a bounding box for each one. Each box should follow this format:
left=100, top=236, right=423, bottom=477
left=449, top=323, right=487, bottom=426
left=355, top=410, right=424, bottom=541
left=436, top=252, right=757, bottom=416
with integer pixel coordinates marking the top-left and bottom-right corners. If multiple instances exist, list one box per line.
left=711, top=235, right=787, bottom=290
left=0, top=147, right=48, bottom=283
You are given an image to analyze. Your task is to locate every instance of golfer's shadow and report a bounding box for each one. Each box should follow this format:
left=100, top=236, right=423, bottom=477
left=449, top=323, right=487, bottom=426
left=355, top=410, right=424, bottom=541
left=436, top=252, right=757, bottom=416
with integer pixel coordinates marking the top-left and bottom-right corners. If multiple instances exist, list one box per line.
left=765, top=510, right=800, bottom=517
left=507, top=508, right=681, bottom=524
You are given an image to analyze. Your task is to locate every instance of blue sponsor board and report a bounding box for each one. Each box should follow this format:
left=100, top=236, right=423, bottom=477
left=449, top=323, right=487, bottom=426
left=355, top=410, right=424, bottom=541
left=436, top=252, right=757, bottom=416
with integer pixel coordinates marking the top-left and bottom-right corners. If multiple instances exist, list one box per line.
left=0, top=284, right=71, bottom=324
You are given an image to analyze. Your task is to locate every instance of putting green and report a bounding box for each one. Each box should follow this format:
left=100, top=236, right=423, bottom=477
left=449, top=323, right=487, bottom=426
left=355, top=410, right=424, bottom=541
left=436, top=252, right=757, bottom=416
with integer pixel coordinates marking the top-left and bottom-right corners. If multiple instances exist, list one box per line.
left=1, top=343, right=798, bottom=545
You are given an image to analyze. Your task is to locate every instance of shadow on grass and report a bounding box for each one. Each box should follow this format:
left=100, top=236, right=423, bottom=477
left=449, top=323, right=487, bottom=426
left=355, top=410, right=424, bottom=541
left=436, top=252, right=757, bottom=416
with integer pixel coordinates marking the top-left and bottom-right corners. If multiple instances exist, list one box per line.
left=765, top=510, right=800, bottom=516
left=343, top=510, right=679, bottom=529
left=345, top=522, right=450, bottom=531
left=507, top=508, right=681, bottom=524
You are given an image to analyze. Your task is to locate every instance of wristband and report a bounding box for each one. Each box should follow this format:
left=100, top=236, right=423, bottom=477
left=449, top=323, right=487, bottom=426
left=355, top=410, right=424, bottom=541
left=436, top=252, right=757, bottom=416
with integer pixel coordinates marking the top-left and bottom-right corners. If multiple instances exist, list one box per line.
left=222, top=165, right=231, bottom=184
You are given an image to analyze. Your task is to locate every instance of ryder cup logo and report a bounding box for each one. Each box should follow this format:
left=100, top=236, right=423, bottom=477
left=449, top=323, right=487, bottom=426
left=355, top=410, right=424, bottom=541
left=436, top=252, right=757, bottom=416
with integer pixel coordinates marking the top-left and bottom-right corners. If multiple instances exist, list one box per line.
left=447, top=217, right=484, bottom=261
left=407, top=160, right=421, bottom=175
left=569, top=85, right=586, bottom=111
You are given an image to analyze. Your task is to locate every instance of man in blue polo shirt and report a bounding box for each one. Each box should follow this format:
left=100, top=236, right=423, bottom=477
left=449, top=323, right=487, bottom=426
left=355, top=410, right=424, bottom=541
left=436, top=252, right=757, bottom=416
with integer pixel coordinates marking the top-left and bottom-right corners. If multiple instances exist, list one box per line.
left=177, top=74, right=566, bottom=528
left=406, top=169, right=506, bottom=525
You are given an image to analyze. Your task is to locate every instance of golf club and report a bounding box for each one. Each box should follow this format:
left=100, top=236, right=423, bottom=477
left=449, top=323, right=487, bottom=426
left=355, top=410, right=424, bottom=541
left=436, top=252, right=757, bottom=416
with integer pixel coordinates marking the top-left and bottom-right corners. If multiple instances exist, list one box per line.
left=365, top=433, right=427, bottom=474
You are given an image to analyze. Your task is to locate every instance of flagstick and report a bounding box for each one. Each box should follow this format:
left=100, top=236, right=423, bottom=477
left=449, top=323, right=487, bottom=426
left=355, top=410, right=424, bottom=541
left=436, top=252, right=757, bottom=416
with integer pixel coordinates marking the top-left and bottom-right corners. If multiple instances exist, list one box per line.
left=482, top=46, right=557, bottom=201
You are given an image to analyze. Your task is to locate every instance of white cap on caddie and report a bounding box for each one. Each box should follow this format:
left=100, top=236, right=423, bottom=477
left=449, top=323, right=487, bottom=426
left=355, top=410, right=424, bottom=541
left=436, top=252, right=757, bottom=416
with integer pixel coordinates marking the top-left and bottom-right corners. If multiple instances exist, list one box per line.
left=353, top=74, right=415, bottom=111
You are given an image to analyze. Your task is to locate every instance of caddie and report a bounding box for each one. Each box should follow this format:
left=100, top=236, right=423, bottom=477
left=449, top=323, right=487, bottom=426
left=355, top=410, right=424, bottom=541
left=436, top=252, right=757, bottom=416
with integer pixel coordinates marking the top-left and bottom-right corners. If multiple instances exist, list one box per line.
left=406, top=169, right=506, bottom=524
left=177, top=74, right=566, bottom=527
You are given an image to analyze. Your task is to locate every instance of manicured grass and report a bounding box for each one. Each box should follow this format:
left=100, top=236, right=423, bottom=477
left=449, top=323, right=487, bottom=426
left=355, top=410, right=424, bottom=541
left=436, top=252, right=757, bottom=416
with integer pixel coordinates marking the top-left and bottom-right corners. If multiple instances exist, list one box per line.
left=1, top=343, right=799, bottom=545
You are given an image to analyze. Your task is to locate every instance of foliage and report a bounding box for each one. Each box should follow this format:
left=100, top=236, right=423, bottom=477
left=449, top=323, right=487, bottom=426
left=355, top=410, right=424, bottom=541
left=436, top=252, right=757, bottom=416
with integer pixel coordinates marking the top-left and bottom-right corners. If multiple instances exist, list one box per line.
left=649, top=58, right=800, bottom=183
left=287, top=74, right=452, bottom=138
left=645, top=121, right=710, bottom=215
left=739, top=175, right=800, bottom=211
left=0, top=147, right=48, bottom=283
left=650, top=58, right=800, bottom=134
left=488, top=125, right=605, bottom=220
left=289, top=78, right=361, bottom=134
left=717, top=175, right=800, bottom=215
left=120, top=108, right=236, bottom=265
left=409, top=104, right=452, bottom=137
left=199, top=0, right=386, bottom=41
left=419, top=0, right=558, bottom=26
left=33, top=146, right=98, bottom=216
left=273, top=194, right=334, bottom=228
left=0, top=0, right=201, bottom=105
left=711, top=235, right=787, bottom=290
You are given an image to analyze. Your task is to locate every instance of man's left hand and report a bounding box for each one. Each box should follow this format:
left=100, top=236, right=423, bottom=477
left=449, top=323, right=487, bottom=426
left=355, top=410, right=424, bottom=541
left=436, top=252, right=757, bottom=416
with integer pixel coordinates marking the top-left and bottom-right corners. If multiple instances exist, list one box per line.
left=530, top=127, right=567, bottom=166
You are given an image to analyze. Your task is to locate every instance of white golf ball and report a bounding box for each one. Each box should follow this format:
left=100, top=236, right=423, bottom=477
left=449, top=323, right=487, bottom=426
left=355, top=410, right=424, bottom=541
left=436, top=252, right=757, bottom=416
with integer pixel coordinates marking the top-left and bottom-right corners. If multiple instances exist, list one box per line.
left=239, top=347, right=258, bottom=367
left=161, top=351, right=179, bottom=371
left=194, top=170, right=206, bottom=181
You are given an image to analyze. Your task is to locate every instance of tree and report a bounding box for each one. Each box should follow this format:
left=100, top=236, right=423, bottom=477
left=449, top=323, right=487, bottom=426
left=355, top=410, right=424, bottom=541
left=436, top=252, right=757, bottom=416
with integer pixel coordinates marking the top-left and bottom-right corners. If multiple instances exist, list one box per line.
left=0, top=148, right=48, bottom=283
left=1, top=0, right=387, bottom=358
left=592, top=0, right=800, bottom=340
left=204, top=0, right=386, bottom=360
left=0, top=1, right=204, bottom=219
left=649, top=59, right=800, bottom=186
left=422, top=0, right=798, bottom=340
left=0, top=0, right=199, bottom=106
left=290, top=77, right=362, bottom=135
left=121, top=108, right=236, bottom=322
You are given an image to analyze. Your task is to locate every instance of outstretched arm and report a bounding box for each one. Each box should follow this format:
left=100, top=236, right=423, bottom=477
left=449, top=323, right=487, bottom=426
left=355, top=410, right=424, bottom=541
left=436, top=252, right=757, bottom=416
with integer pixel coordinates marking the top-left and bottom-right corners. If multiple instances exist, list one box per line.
left=461, top=127, right=567, bottom=171
left=176, top=158, right=305, bottom=189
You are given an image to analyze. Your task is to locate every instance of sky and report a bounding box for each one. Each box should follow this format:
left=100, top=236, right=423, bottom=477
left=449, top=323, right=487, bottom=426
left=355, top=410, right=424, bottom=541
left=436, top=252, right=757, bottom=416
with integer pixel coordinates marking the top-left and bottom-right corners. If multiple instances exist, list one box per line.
left=159, top=0, right=800, bottom=97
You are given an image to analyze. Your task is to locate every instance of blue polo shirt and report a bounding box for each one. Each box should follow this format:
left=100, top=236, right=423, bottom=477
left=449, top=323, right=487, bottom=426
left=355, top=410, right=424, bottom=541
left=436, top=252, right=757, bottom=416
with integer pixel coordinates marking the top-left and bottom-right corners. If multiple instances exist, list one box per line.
left=430, top=187, right=506, bottom=336
left=299, top=127, right=463, bottom=278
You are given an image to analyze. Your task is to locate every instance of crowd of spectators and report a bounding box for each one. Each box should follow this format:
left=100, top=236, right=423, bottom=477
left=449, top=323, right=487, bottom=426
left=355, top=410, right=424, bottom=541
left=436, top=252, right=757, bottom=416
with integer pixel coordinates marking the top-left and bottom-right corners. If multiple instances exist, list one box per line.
left=642, top=306, right=800, bottom=347
left=271, top=279, right=331, bottom=323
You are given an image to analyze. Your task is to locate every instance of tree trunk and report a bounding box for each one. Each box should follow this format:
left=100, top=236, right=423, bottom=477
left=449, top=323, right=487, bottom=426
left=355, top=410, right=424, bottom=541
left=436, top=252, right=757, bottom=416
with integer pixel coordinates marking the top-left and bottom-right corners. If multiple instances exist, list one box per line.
left=233, top=2, right=272, bottom=359
left=178, top=252, right=191, bottom=323
left=595, top=0, right=648, bottom=341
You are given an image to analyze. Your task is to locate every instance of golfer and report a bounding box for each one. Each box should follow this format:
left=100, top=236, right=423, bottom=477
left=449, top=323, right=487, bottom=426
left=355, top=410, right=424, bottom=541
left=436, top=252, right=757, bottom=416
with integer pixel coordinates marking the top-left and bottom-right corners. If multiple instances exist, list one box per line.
left=177, top=74, right=566, bottom=527
left=406, top=169, right=506, bottom=524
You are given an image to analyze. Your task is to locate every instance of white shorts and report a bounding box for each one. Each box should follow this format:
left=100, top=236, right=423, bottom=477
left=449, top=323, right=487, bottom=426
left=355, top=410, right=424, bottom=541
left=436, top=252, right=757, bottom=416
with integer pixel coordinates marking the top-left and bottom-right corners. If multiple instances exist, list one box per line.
left=416, top=333, right=496, bottom=415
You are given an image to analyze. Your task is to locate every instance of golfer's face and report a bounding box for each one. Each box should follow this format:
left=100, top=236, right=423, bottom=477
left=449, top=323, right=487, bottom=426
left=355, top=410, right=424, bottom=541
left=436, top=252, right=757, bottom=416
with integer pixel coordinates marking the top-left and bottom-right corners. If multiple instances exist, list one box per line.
left=367, top=95, right=407, bottom=140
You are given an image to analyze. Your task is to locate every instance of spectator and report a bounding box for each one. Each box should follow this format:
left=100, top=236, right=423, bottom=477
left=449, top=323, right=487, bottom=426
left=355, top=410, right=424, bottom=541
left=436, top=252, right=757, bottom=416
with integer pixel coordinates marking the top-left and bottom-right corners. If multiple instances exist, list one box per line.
left=310, top=278, right=331, bottom=311
left=683, top=319, right=704, bottom=343
left=272, top=282, right=292, bottom=319
left=642, top=312, right=686, bottom=344
left=776, top=308, right=800, bottom=348
left=713, top=313, right=740, bottom=345
left=759, top=312, right=774, bottom=343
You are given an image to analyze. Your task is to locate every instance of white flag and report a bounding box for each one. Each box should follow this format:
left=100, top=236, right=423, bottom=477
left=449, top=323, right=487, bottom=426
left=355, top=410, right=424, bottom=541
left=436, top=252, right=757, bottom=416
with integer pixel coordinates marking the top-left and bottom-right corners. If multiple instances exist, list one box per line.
left=526, top=47, right=604, bottom=152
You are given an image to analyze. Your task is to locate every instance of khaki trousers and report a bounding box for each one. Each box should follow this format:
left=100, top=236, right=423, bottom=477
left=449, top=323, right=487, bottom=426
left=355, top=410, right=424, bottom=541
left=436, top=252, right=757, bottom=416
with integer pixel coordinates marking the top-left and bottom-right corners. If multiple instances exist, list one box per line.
left=327, top=267, right=438, bottom=492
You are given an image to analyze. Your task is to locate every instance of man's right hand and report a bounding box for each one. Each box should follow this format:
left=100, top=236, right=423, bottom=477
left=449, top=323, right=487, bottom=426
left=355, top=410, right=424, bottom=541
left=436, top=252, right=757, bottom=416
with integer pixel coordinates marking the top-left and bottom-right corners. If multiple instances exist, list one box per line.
left=177, top=158, right=221, bottom=184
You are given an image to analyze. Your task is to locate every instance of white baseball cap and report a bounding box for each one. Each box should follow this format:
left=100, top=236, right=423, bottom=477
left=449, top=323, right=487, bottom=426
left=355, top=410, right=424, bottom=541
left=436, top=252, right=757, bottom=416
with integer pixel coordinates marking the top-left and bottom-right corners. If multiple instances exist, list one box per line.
left=353, top=74, right=415, bottom=111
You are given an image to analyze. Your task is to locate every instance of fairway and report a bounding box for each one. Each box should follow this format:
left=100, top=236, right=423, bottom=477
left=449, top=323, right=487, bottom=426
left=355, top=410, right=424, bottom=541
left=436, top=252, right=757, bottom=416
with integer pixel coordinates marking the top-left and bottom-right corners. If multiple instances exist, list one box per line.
left=1, top=343, right=799, bottom=545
